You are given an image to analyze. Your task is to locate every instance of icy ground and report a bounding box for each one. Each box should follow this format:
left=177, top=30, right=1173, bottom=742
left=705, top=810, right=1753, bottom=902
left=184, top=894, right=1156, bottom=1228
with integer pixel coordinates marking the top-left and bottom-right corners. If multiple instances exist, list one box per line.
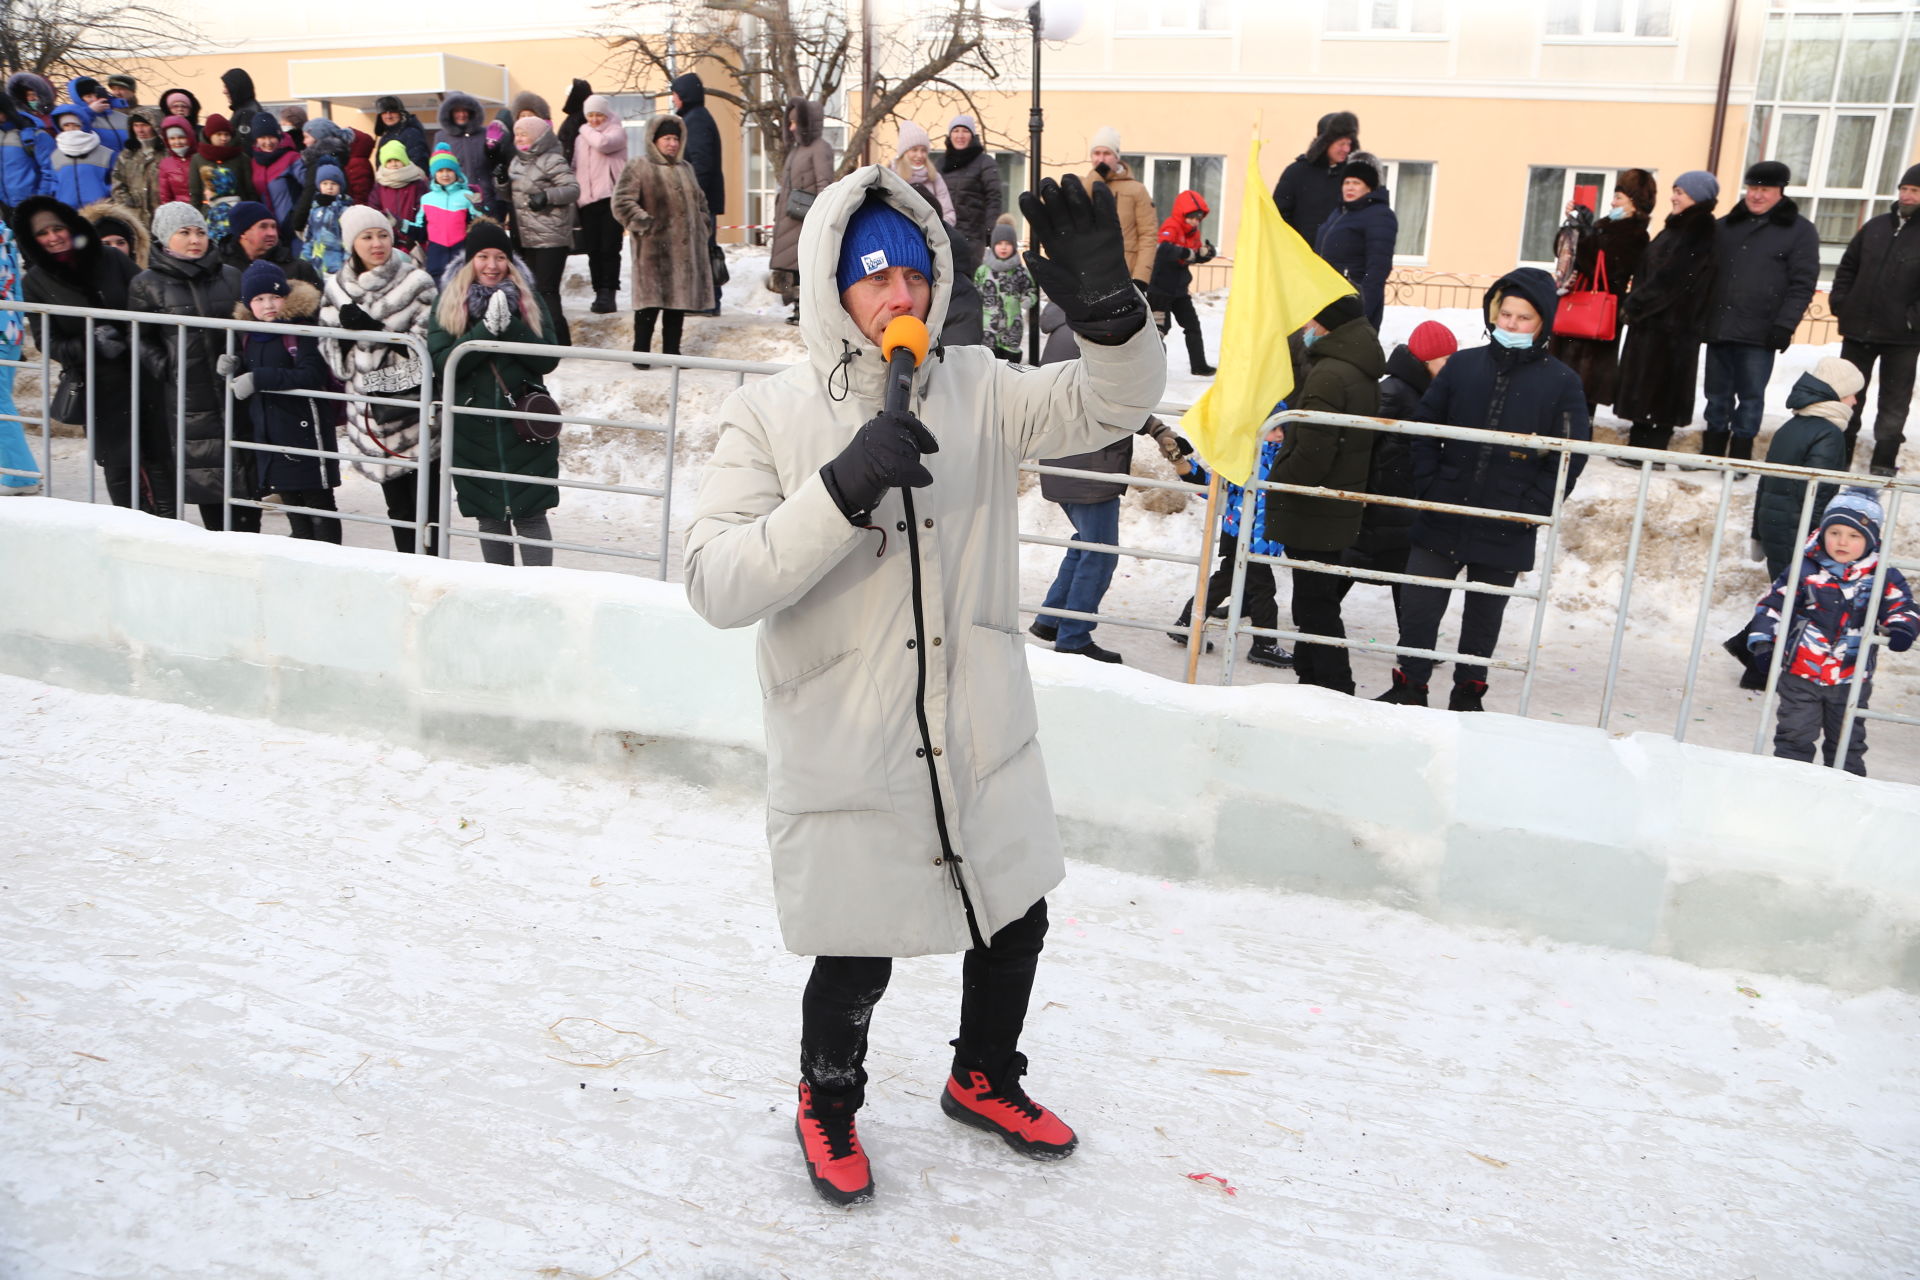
left=2, top=672, right=1916, bottom=1279
left=21, top=249, right=1920, bottom=776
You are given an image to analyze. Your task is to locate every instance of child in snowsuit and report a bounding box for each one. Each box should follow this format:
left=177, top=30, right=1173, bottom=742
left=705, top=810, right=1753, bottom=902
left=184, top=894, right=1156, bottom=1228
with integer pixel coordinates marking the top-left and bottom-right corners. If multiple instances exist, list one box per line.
left=48, top=107, right=113, bottom=206
left=412, top=149, right=483, bottom=280
left=1175, top=411, right=1292, bottom=668
left=1150, top=189, right=1217, bottom=376
left=1746, top=488, right=1918, bottom=776
left=218, top=260, right=343, bottom=542
left=301, top=162, right=352, bottom=274
left=190, top=114, right=255, bottom=243
left=370, top=140, right=426, bottom=252
left=974, top=213, right=1034, bottom=362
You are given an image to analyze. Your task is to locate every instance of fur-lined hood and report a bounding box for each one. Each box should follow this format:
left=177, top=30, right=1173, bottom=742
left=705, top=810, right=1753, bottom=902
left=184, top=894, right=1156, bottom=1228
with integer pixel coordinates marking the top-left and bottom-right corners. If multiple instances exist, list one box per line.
left=80, top=200, right=151, bottom=267
left=230, top=278, right=323, bottom=323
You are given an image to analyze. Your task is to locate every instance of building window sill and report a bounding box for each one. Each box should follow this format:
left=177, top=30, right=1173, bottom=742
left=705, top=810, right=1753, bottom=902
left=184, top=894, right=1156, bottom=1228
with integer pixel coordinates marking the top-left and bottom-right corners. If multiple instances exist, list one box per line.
left=1319, top=32, right=1449, bottom=41
left=1540, top=37, right=1679, bottom=46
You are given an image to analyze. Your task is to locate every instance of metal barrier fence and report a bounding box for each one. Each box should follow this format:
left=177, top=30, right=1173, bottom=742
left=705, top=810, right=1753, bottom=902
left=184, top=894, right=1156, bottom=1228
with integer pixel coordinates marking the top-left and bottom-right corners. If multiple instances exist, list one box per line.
left=7, top=296, right=1914, bottom=770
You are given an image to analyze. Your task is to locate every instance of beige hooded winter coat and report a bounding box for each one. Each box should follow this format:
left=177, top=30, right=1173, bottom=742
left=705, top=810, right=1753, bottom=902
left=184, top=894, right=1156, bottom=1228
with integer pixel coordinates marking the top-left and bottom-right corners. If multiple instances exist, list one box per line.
left=684, top=166, right=1166, bottom=958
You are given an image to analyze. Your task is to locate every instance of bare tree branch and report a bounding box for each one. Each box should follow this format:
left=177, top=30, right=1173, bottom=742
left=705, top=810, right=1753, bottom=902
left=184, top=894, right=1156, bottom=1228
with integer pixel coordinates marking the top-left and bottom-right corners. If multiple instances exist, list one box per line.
left=1, top=0, right=205, bottom=85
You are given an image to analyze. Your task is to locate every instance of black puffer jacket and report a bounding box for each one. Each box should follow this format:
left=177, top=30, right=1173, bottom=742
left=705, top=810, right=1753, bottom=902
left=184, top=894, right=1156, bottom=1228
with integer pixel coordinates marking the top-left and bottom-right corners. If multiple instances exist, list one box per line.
left=1262, top=315, right=1382, bottom=552
left=1271, top=111, right=1358, bottom=248
left=1614, top=199, right=1718, bottom=428
left=1315, top=184, right=1397, bottom=329
left=1750, top=373, right=1850, bottom=575
left=940, top=122, right=1001, bottom=271
left=672, top=73, right=724, bottom=219
left=437, top=92, right=493, bottom=204
left=373, top=95, right=429, bottom=172
left=1411, top=269, right=1590, bottom=572
left=222, top=69, right=264, bottom=154
left=558, top=78, right=592, bottom=166
left=10, top=195, right=152, bottom=462
left=232, top=281, right=340, bottom=494
left=1703, top=196, right=1819, bottom=348
left=1359, top=342, right=1427, bottom=555
left=127, top=245, right=247, bottom=504
left=1829, top=204, right=1920, bottom=346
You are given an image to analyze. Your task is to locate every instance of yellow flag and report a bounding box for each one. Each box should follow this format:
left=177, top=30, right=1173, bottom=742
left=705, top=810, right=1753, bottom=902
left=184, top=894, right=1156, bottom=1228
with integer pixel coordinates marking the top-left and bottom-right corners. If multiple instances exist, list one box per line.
left=1180, top=137, right=1358, bottom=485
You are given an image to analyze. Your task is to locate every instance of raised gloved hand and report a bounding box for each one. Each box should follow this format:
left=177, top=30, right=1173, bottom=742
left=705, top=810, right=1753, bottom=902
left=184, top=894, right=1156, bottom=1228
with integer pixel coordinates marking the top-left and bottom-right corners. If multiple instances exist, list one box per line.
left=229, top=371, right=256, bottom=401
left=337, top=302, right=382, bottom=332
left=525, top=189, right=550, bottom=212
left=1888, top=625, right=1916, bottom=654
left=215, top=353, right=242, bottom=378
left=1019, top=174, right=1145, bottom=346
left=1769, top=324, right=1795, bottom=353
left=94, top=324, right=126, bottom=361
left=820, top=408, right=939, bottom=522
left=483, top=288, right=514, bottom=336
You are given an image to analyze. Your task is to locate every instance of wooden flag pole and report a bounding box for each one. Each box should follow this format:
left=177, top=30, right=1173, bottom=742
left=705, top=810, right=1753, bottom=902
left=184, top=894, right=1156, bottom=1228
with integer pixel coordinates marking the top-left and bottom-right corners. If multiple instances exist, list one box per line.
left=1184, top=472, right=1222, bottom=684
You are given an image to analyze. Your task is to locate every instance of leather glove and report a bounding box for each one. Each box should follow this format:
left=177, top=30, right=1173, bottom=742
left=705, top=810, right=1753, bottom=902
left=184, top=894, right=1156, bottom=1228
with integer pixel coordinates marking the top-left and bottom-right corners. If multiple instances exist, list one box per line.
left=337, top=302, right=382, bottom=332
left=483, top=289, right=514, bottom=336
left=94, top=324, right=126, bottom=361
left=819, top=408, right=939, bottom=522
left=215, top=353, right=242, bottom=378
left=230, top=371, right=256, bottom=401
left=1888, top=626, right=1916, bottom=654
left=1020, top=174, right=1146, bottom=345
left=525, top=189, right=549, bottom=212
left=1769, top=324, right=1794, bottom=352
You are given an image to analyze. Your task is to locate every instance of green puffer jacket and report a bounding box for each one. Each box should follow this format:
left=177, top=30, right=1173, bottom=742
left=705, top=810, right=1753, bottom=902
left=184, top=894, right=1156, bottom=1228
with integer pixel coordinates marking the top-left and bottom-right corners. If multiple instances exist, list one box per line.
left=428, top=290, right=561, bottom=521
left=1263, top=315, right=1383, bottom=552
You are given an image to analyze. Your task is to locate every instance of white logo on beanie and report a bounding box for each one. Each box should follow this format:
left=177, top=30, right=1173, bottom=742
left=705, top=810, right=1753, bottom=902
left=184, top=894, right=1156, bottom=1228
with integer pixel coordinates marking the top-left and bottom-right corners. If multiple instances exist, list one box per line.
left=860, top=249, right=889, bottom=276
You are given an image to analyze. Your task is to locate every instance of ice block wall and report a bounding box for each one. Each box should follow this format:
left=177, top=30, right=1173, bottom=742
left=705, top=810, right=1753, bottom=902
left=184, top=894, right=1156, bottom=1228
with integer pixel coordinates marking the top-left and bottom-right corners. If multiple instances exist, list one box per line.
left=4, top=500, right=1917, bottom=991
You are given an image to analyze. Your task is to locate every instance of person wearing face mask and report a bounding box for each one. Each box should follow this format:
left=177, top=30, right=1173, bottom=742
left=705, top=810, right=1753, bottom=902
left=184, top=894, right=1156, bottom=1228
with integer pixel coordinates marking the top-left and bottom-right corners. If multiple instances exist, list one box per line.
left=1083, top=127, right=1157, bottom=289
left=128, top=201, right=257, bottom=532
left=47, top=107, right=114, bottom=207
left=1547, top=168, right=1652, bottom=423
left=0, top=87, right=53, bottom=211
left=107, top=109, right=161, bottom=219
left=1273, top=111, right=1360, bottom=248
left=1375, top=268, right=1590, bottom=711
left=152, top=116, right=197, bottom=208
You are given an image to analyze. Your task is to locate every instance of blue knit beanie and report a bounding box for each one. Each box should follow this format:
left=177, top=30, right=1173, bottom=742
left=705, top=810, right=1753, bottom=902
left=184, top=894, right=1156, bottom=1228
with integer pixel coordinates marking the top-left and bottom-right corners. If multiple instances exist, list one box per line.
left=240, top=259, right=289, bottom=303
left=836, top=191, right=931, bottom=294
left=1820, top=487, right=1883, bottom=556
left=1673, top=170, right=1719, bottom=204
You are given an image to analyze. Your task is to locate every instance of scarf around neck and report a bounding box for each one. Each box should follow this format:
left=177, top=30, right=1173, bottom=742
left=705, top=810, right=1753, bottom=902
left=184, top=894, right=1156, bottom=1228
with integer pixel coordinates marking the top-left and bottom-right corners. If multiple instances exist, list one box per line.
left=376, top=162, right=425, bottom=188
left=1800, top=398, right=1854, bottom=430
left=55, top=129, right=99, bottom=157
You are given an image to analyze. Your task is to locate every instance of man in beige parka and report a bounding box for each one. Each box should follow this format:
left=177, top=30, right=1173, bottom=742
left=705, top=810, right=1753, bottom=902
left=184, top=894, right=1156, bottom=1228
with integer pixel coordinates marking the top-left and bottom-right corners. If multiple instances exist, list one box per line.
left=685, top=165, right=1165, bottom=1205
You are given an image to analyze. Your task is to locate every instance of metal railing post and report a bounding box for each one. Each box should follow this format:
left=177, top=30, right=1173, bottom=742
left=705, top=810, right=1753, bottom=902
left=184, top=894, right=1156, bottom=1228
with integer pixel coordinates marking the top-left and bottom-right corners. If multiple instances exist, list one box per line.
left=438, top=344, right=461, bottom=559
left=1219, top=481, right=1257, bottom=687
left=1751, top=480, right=1820, bottom=753
left=128, top=321, right=142, bottom=513
left=37, top=315, right=53, bottom=492
left=221, top=331, right=235, bottom=530
left=1516, top=449, right=1572, bottom=718
left=412, top=335, right=434, bottom=556
left=1673, top=467, right=1736, bottom=742
left=1598, top=460, right=1653, bottom=732
left=1833, top=486, right=1901, bottom=769
left=662, top=365, right=681, bottom=580
left=175, top=333, right=188, bottom=523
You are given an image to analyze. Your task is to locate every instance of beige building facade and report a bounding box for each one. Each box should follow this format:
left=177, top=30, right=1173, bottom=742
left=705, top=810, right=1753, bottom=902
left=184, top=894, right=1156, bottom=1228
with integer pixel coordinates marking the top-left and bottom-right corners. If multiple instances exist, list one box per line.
left=127, top=0, right=1920, bottom=285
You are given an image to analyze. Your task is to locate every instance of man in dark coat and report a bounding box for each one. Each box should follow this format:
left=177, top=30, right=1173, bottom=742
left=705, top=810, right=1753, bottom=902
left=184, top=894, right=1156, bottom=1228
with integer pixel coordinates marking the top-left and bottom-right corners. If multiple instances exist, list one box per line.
left=1272, top=111, right=1358, bottom=248
left=1828, top=165, right=1920, bottom=476
left=1261, top=293, right=1380, bottom=694
left=672, top=72, right=724, bottom=311
left=940, top=113, right=1001, bottom=274
left=372, top=96, right=429, bottom=172
left=222, top=69, right=264, bottom=155
left=1700, top=160, right=1819, bottom=464
left=1377, top=268, right=1590, bottom=711
left=219, top=200, right=321, bottom=289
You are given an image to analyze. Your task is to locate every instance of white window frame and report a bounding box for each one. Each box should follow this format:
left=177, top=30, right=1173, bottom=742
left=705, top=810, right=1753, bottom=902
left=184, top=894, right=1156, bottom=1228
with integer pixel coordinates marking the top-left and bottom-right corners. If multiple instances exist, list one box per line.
left=1120, top=152, right=1228, bottom=232
left=1517, top=165, right=1634, bottom=268
left=1379, top=158, right=1437, bottom=265
left=1321, top=0, right=1450, bottom=41
left=1114, top=0, right=1235, bottom=36
left=1541, top=0, right=1678, bottom=44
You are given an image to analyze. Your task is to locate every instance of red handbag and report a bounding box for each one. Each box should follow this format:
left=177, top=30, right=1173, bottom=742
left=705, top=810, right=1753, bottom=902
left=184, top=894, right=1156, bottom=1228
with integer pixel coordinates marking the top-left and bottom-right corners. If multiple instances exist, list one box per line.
left=1553, top=249, right=1618, bottom=342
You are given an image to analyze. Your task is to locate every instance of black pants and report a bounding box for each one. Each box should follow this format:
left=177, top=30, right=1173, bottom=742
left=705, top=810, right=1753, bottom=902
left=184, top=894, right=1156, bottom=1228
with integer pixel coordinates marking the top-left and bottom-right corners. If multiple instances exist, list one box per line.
left=577, top=199, right=623, bottom=294
left=633, top=308, right=684, bottom=356
left=1154, top=294, right=1209, bottom=372
left=1774, top=673, right=1870, bottom=775
left=195, top=500, right=263, bottom=533
left=522, top=246, right=572, bottom=346
left=1839, top=339, right=1919, bottom=465
left=1396, top=544, right=1520, bottom=684
left=800, top=897, right=1048, bottom=1100
left=1289, top=547, right=1354, bottom=693
left=102, top=461, right=176, bottom=519
left=1335, top=543, right=1409, bottom=635
left=1192, top=529, right=1278, bottom=631
left=476, top=513, right=553, bottom=566
left=277, top=487, right=341, bottom=543
left=381, top=469, right=440, bottom=555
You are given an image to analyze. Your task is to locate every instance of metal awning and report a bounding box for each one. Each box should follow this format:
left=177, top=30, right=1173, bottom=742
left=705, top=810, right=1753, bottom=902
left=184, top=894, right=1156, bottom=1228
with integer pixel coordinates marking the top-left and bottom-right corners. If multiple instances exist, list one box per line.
left=284, top=53, right=508, bottom=116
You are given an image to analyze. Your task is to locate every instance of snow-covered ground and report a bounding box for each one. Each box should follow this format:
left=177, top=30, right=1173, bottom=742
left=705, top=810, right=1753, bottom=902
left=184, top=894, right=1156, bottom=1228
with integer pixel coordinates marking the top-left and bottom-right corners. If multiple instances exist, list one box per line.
left=21, top=248, right=1920, bottom=776
left=3, top=671, right=1916, bottom=1279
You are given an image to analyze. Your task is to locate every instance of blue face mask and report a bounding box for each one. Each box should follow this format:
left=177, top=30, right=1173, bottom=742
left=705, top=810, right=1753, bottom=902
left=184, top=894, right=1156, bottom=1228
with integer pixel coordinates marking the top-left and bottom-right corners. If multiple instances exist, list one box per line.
left=1302, top=327, right=1322, bottom=347
left=1491, top=326, right=1535, bottom=350
left=1605, top=205, right=1629, bottom=220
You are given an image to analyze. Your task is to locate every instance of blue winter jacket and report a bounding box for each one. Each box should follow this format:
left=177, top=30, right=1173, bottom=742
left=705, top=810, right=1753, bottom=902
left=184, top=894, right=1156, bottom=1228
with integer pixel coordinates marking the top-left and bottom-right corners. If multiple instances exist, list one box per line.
left=1186, top=404, right=1287, bottom=557
left=1410, top=268, right=1591, bottom=572
left=1748, top=538, right=1918, bottom=686
left=1315, top=185, right=1398, bottom=330
left=46, top=121, right=115, bottom=207
left=0, top=97, right=52, bottom=208
left=66, top=79, right=128, bottom=160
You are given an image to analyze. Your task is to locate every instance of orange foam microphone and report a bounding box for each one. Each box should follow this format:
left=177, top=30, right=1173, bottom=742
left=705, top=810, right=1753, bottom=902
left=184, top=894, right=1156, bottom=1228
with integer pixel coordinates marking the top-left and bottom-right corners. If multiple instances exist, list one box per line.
left=880, top=315, right=930, bottom=415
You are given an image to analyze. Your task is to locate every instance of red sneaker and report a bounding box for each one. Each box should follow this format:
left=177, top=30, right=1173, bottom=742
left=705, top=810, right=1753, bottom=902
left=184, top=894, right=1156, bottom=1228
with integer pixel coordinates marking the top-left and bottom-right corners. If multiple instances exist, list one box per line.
left=940, top=1052, right=1078, bottom=1160
left=795, top=1082, right=873, bottom=1205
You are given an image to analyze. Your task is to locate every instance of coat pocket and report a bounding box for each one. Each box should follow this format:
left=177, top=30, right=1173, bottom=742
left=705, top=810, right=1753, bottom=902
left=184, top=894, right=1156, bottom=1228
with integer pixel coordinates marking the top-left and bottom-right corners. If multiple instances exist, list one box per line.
left=763, top=648, right=892, bottom=815
left=963, top=625, right=1040, bottom=783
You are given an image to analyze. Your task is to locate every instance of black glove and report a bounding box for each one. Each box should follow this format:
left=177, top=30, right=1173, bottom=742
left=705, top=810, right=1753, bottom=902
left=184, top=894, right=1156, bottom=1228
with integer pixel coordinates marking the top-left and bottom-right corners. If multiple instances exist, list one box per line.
left=94, top=323, right=126, bottom=361
left=1748, top=641, right=1774, bottom=668
left=820, top=408, right=939, bottom=522
left=1019, top=174, right=1146, bottom=345
left=1888, top=626, right=1916, bottom=654
left=1769, top=324, right=1794, bottom=352
left=337, top=302, right=382, bottom=332
left=525, top=189, right=549, bottom=212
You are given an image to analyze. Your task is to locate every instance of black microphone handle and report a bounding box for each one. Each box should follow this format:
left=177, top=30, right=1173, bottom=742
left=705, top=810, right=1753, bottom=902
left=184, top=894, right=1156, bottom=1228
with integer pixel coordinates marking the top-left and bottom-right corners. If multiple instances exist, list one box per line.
left=884, top=345, right=917, bottom=416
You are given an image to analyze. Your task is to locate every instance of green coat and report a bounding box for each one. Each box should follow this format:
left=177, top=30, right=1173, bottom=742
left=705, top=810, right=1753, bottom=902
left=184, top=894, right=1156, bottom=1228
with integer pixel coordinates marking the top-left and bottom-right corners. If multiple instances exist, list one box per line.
left=428, top=294, right=561, bottom=521
left=1263, top=316, right=1383, bottom=552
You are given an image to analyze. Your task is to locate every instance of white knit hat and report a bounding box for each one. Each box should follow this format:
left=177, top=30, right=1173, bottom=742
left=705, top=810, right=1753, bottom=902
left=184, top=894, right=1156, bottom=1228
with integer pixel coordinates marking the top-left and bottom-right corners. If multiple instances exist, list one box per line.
left=1089, top=125, right=1121, bottom=155
left=896, top=120, right=931, bottom=153
left=339, top=205, right=392, bottom=250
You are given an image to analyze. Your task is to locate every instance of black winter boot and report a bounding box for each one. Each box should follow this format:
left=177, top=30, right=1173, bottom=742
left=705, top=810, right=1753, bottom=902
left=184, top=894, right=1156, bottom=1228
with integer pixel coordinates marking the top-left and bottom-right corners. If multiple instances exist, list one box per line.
left=1246, top=637, right=1293, bottom=668
left=1167, top=598, right=1214, bottom=651
left=590, top=288, right=616, bottom=314
left=1373, top=668, right=1429, bottom=706
left=1028, top=617, right=1058, bottom=643
left=1870, top=438, right=1901, bottom=477
left=1679, top=429, right=1729, bottom=472
left=1723, top=629, right=1768, bottom=690
left=1729, top=433, right=1755, bottom=479
left=1448, top=679, right=1488, bottom=712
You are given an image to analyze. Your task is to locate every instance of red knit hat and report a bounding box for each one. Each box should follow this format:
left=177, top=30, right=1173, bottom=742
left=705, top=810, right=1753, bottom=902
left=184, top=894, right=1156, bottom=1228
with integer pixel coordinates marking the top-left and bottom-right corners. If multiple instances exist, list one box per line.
left=1407, top=320, right=1458, bottom=362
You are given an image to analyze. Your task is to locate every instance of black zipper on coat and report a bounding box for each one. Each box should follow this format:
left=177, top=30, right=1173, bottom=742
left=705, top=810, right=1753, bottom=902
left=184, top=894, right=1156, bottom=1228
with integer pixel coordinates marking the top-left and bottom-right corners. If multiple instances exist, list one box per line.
left=899, top=485, right=987, bottom=952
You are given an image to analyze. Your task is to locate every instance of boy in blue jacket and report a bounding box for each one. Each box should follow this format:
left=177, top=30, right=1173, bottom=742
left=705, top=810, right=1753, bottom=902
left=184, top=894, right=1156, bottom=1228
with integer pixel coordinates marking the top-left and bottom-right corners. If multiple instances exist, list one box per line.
left=47, top=108, right=113, bottom=206
left=1747, top=488, right=1918, bottom=775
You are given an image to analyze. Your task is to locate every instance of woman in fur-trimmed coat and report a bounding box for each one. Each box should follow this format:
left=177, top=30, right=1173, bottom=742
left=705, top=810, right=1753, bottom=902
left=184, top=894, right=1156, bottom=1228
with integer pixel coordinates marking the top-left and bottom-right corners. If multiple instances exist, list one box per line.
left=611, top=114, right=712, bottom=356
